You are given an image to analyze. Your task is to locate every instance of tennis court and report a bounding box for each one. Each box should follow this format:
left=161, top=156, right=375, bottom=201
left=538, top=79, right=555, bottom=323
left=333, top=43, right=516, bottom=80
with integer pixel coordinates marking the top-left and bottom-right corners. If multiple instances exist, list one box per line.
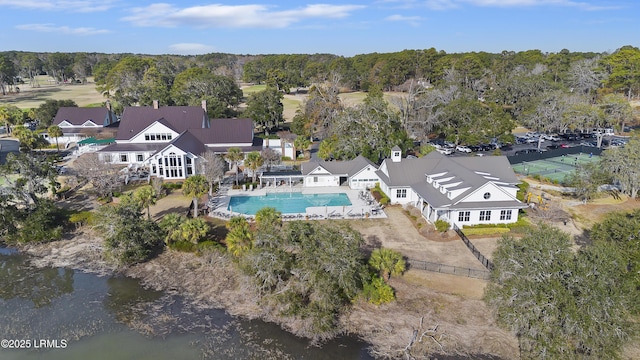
left=511, top=153, right=600, bottom=183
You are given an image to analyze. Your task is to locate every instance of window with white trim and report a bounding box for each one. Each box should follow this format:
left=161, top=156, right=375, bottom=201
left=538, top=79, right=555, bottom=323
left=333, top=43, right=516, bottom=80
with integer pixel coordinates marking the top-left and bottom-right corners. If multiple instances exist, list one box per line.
left=479, top=210, right=491, bottom=221
left=458, top=211, right=470, bottom=222
left=144, top=133, right=172, bottom=141
left=396, top=189, right=407, bottom=198
left=500, top=210, right=512, bottom=221
left=120, top=154, right=128, bottom=162
left=136, top=154, right=144, bottom=162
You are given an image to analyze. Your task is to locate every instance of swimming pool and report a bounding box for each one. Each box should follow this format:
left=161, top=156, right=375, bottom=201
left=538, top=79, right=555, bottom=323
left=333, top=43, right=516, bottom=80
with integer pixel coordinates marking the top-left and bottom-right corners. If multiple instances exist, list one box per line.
left=228, top=192, right=352, bottom=215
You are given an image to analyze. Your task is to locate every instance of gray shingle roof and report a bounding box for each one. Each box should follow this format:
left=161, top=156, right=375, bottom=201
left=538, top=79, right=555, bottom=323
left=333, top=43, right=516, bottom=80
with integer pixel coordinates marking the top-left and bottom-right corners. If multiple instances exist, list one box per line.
left=169, top=131, right=207, bottom=156
left=100, top=143, right=166, bottom=153
left=378, top=151, right=522, bottom=207
left=301, top=155, right=377, bottom=176
left=54, top=107, right=116, bottom=126
left=188, top=119, right=254, bottom=145
left=115, top=106, right=207, bottom=140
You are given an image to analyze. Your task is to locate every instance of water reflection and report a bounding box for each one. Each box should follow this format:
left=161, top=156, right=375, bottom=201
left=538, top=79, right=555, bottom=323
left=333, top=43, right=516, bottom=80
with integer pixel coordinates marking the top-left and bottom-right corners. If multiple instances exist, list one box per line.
left=0, top=250, right=374, bottom=359
left=103, top=277, right=163, bottom=326
left=0, top=253, right=74, bottom=308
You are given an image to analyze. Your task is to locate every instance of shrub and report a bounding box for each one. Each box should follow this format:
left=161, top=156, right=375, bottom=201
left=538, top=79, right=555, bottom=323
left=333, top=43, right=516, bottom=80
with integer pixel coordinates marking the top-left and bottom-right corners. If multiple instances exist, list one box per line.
left=162, top=182, right=183, bottom=190
left=371, top=183, right=390, bottom=205
left=69, top=211, right=94, bottom=228
left=169, top=240, right=196, bottom=252
left=516, top=181, right=530, bottom=202
left=434, top=219, right=450, bottom=232
left=11, top=200, right=64, bottom=243
left=462, top=227, right=511, bottom=236
left=281, top=156, right=292, bottom=161
left=361, top=274, right=395, bottom=305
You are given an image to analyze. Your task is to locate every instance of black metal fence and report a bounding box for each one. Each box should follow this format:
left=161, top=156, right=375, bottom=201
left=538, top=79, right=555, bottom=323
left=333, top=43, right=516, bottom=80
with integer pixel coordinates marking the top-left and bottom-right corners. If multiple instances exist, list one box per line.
left=406, top=258, right=491, bottom=280
left=507, top=146, right=603, bottom=164
left=452, top=225, right=494, bottom=271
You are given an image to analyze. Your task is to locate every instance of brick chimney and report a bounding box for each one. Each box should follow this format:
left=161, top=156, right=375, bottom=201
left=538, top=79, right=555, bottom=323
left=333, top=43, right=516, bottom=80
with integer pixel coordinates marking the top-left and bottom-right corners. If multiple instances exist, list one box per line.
left=153, top=100, right=159, bottom=109
left=201, top=100, right=207, bottom=113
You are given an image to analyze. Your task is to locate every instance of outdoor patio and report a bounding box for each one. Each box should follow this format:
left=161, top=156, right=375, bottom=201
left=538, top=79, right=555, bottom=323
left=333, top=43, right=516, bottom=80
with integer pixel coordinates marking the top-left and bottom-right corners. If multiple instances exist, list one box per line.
left=207, top=178, right=387, bottom=221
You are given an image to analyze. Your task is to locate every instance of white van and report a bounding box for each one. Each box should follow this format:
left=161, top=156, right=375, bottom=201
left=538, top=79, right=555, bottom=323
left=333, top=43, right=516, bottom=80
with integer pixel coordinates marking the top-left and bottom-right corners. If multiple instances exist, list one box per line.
left=593, top=128, right=614, bottom=136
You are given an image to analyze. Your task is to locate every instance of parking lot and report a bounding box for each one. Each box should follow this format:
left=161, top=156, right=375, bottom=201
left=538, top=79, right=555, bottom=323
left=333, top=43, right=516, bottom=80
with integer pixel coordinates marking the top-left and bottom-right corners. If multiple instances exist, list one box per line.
left=427, top=131, right=627, bottom=158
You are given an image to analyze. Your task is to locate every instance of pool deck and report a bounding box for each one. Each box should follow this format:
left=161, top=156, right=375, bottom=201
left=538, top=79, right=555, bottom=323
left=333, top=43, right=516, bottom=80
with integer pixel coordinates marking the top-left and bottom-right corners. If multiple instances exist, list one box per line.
left=207, top=180, right=387, bottom=221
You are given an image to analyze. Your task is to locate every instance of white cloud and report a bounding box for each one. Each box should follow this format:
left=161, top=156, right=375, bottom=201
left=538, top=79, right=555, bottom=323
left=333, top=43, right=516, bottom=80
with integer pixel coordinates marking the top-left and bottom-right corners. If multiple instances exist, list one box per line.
left=168, top=43, right=216, bottom=55
left=385, top=14, right=422, bottom=26
left=121, top=3, right=366, bottom=28
left=0, top=0, right=117, bottom=12
left=15, top=23, right=111, bottom=35
left=423, top=0, right=622, bottom=11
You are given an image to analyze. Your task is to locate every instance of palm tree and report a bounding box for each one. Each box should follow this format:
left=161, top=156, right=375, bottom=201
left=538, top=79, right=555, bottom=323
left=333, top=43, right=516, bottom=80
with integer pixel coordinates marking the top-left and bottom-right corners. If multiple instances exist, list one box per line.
left=182, top=175, right=209, bottom=218
left=134, top=185, right=156, bottom=220
left=47, top=125, right=63, bottom=153
left=225, top=216, right=253, bottom=257
left=179, top=218, right=209, bottom=244
left=294, top=136, right=311, bottom=162
left=158, top=213, right=185, bottom=245
left=369, top=248, right=406, bottom=282
left=255, top=207, right=282, bottom=231
left=244, top=151, right=264, bottom=183
left=0, top=106, right=10, bottom=134
left=225, top=147, right=244, bottom=185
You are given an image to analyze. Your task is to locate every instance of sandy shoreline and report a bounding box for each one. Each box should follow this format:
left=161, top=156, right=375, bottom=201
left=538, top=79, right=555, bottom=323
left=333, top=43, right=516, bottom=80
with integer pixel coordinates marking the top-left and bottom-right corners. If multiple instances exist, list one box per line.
left=13, top=229, right=518, bottom=359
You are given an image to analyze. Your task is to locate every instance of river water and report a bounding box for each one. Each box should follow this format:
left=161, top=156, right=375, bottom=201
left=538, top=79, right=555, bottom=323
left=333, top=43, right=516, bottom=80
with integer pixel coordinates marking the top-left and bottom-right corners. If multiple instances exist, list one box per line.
left=0, top=247, right=373, bottom=360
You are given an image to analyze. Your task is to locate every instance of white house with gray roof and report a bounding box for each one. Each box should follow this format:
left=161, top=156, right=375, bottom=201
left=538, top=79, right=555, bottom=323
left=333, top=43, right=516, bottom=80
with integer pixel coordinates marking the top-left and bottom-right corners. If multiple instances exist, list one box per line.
left=376, top=148, right=526, bottom=227
left=301, top=155, right=379, bottom=189
left=98, top=101, right=261, bottom=180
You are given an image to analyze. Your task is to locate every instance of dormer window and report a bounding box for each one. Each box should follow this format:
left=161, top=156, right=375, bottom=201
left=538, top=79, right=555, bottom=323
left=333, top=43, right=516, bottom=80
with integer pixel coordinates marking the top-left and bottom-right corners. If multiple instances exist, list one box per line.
left=426, top=175, right=432, bottom=183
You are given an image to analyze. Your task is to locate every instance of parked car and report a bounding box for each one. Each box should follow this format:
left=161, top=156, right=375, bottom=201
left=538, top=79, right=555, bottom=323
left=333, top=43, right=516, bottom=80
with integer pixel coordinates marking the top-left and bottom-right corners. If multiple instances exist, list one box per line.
left=468, top=145, right=481, bottom=152
left=500, top=143, right=513, bottom=151
left=559, top=143, right=570, bottom=148
left=546, top=144, right=560, bottom=150
left=456, top=145, right=472, bottom=153
left=514, top=148, right=541, bottom=155
left=436, top=147, right=453, bottom=155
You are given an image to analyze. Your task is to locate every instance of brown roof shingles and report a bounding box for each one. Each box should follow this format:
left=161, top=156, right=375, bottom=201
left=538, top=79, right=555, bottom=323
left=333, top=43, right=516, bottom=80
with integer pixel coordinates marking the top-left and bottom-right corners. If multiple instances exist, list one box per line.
left=115, top=106, right=207, bottom=141
left=53, top=107, right=115, bottom=127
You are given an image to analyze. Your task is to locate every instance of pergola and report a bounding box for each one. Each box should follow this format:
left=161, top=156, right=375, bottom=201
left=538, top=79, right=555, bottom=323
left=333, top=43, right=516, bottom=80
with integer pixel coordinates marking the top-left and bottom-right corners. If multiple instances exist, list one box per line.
left=260, top=170, right=304, bottom=187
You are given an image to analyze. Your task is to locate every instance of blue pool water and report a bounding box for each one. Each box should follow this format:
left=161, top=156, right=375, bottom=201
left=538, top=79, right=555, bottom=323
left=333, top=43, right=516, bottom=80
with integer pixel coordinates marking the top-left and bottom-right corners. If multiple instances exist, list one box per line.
left=228, top=192, right=352, bottom=215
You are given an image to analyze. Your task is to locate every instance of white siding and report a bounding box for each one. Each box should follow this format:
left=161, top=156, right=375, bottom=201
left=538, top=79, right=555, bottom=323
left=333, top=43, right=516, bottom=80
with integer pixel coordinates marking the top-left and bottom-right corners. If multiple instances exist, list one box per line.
left=349, top=166, right=380, bottom=190
left=128, top=122, right=178, bottom=143
left=450, top=208, right=519, bottom=228
left=304, top=175, right=339, bottom=187
left=458, top=183, right=514, bottom=203
left=388, top=186, right=419, bottom=205
left=263, top=139, right=294, bottom=159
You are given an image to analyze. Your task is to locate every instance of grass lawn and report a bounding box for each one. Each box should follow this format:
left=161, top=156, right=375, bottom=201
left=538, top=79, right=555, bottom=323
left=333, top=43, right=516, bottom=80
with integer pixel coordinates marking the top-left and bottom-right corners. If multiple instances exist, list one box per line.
left=241, top=84, right=267, bottom=96
left=1, top=76, right=105, bottom=109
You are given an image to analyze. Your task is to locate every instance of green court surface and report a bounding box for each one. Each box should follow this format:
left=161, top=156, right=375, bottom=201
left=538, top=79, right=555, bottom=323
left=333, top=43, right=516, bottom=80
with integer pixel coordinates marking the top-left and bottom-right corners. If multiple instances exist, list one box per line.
left=512, top=153, right=600, bottom=183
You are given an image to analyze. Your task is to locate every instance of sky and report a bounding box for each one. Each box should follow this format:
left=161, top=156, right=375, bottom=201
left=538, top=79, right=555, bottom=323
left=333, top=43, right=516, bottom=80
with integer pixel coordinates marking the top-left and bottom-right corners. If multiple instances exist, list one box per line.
left=0, top=0, right=637, bottom=56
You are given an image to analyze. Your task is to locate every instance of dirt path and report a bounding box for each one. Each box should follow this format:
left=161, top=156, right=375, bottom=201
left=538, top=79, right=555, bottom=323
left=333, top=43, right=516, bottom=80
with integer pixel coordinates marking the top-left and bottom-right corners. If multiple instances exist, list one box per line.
left=350, top=206, right=489, bottom=271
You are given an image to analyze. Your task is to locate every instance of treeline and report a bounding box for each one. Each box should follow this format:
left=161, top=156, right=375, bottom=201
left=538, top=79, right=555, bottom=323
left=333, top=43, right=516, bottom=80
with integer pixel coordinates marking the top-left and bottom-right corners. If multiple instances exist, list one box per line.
left=1, top=47, right=639, bottom=153
left=2, top=46, right=639, bottom=99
